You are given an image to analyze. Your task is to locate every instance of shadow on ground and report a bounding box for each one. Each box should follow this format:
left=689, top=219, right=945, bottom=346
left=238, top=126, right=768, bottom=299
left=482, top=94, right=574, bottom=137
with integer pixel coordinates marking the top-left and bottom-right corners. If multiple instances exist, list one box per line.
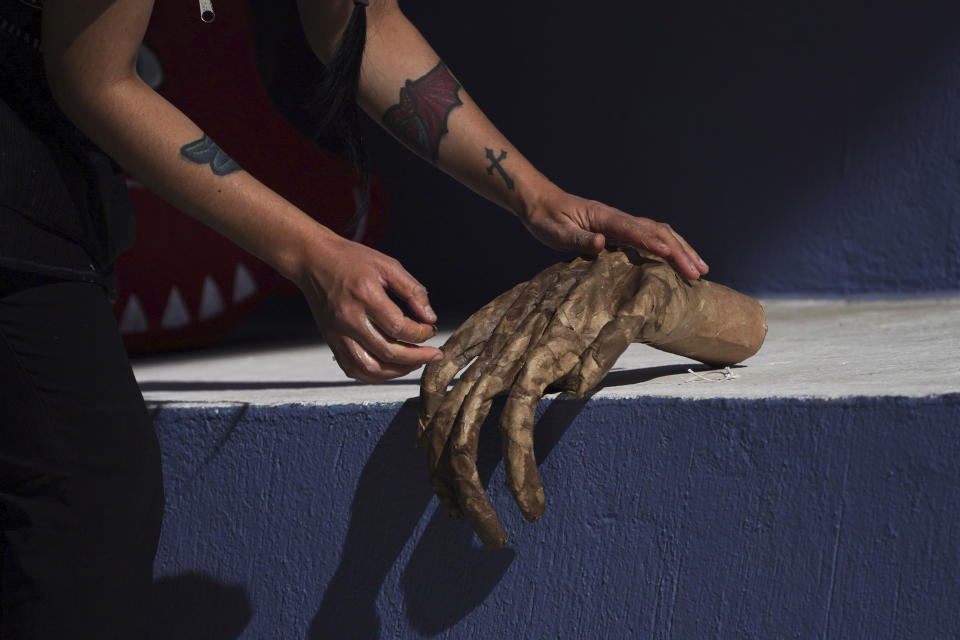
left=151, top=572, right=252, bottom=640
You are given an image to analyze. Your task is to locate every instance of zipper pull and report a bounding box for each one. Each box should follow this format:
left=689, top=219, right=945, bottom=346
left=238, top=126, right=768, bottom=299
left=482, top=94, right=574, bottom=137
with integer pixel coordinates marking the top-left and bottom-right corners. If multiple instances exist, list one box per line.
left=198, top=0, right=215, bottom=23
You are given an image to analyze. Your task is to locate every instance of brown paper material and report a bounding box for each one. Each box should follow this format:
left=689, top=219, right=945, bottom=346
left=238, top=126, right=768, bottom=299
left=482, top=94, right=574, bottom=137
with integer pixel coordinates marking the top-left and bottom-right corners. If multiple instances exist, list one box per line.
left=419, top=248, right=767, bottom=548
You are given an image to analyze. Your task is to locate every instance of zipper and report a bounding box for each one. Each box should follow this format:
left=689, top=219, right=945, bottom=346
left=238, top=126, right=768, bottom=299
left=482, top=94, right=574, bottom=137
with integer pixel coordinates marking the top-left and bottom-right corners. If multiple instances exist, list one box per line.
left=198, top=0, right=215, bottom=23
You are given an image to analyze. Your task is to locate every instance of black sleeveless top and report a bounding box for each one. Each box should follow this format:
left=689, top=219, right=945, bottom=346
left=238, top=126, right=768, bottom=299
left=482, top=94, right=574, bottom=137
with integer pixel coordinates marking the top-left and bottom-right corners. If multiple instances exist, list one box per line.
left=0, top=0, right=135, bottom=296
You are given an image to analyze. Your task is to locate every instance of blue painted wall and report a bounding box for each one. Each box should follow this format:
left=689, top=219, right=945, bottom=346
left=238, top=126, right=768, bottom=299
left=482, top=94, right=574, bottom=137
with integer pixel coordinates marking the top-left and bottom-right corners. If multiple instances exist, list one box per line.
left=357, top=1, right=960, bottom=311
left=150, top=395, right=960, bottom=638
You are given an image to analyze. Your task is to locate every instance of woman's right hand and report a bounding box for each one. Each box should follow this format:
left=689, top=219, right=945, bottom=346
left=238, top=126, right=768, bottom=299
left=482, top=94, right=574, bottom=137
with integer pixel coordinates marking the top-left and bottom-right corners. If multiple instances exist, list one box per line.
left=296, top=234, right=442, bottom=383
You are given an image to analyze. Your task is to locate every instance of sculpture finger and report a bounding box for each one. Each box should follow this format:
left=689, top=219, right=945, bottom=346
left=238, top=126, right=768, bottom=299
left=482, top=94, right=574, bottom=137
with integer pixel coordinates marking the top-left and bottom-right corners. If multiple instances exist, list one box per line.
left=429, top=449, right=462, bottom=520
left=418, top=280, right=524, bottom=442
left=420, top=261, right=567, bottom=444
left=446, top=258, right=594, bottom=547
left=423, top=260, right=570, bottom=463
left=560, top=273, right=658, bottom=396
left=500, top=250, right=645, bottom=522
left=417, top=263, right=565, bottom=446
left=424, top=260, right=574, bottom=519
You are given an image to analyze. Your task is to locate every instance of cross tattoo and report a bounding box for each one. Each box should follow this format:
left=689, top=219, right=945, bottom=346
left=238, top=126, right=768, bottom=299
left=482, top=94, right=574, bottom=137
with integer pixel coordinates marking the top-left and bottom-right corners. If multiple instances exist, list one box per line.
left=485, top=148, right=515, bottom=191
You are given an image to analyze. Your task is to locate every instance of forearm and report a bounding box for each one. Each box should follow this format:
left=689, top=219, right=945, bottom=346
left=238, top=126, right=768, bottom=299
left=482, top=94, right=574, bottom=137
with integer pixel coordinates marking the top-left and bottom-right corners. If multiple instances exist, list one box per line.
left=42, top=0, right=440, bottom=383
left=53, top=77, right=335, bottom=283
left=299, top=1, right=709, bottom=277
left=306, top=3, right=556, bottom=219
left=42, top=0, right=338, bottom=286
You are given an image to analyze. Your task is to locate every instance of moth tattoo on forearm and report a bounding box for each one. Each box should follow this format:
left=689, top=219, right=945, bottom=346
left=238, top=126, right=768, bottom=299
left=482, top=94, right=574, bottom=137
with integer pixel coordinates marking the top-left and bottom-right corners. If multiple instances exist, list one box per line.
left=180, top=134, right=241, bottom=176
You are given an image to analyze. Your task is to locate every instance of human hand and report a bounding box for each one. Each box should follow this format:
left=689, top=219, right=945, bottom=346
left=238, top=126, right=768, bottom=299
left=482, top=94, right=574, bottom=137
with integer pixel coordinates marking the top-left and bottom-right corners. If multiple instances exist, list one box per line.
left=297, top=235, right=442, bottom=383
left=418, top=248, right=766, bottom=547
left=520, top=187, right=709, bottom=281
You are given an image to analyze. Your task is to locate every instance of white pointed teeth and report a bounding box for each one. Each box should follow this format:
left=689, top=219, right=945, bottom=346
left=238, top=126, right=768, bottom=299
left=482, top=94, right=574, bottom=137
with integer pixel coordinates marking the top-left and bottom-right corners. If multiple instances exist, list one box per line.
left=123, top=269, right=253, bottom=337
left=199, top=276, right=225, bottom=320
left=233, top=263, right=257, bottom=303
left=119, top=294, right=149, bottom=334
left=160, top=286, right=191, bottom=329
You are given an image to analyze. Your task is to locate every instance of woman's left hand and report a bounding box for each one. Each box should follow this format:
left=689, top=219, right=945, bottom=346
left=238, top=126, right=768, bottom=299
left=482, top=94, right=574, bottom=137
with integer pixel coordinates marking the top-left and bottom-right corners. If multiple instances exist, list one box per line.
left=520, top=187, right=709, bottom=281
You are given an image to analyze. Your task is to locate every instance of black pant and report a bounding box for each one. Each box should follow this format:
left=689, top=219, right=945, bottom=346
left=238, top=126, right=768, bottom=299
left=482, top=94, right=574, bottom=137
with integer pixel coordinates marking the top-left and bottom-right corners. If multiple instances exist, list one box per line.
left=0, top=270, right=163, bottom=639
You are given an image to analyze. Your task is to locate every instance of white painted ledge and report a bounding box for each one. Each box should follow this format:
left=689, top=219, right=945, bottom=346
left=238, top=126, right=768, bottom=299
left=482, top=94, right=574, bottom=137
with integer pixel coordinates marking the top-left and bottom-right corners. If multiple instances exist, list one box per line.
left=132, top=297, right=960, bottom=407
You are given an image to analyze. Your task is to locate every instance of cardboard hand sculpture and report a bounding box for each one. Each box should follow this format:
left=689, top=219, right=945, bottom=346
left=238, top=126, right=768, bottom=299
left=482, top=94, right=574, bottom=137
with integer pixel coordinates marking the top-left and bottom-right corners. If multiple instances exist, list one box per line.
left=417, top=248, right=767, bottom=548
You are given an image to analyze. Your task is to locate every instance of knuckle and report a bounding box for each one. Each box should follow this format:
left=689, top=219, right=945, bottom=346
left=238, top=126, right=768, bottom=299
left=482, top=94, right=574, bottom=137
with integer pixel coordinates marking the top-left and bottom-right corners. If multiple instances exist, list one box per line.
left=359, top=361, right=382, bottom=380
left=359, top=281, right=381, bottom=303
left=341, top=363, right=363, bottom=380
left=385, top=314, right=406, bottom=337
left=379, top=343, right=397, bottom=362
left=331, top=307, right=352, bottom=328
left=345, top=281, right=366, bottom=302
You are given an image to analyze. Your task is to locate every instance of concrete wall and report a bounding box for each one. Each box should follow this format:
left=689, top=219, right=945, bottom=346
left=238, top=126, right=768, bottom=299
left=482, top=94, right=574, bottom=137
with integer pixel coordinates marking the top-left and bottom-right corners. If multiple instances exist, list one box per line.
left=359, top=1, right=960, bottom=311
left=150, top=396, right=960, bottom=638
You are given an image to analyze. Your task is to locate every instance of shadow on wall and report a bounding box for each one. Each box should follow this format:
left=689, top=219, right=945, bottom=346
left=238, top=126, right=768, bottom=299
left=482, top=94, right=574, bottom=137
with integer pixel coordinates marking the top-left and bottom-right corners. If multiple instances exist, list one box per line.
left=308, top=396, right=589, bottom=638
left=151, top=573, right=252, bottom=640
left=147, top=367, right=675, bottom=637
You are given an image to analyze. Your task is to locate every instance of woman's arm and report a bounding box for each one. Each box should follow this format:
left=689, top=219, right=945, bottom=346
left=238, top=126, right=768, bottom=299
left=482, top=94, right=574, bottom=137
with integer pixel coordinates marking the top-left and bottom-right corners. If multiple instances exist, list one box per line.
left=42, top=0, right=441, bottom=382
left=298, top=0, right=709, bottom=280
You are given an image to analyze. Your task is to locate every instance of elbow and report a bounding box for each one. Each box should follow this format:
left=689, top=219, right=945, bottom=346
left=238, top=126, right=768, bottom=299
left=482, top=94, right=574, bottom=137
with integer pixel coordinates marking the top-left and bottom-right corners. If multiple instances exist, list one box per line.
left=44, top=59, right=79, bottom=119
left=44, top=58, right=101, bottom=132
left=44, top=55, right=136, bottom=136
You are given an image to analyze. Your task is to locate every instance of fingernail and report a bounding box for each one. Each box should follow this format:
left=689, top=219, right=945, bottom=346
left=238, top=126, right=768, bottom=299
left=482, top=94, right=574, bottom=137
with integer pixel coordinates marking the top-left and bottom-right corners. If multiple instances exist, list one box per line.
left=689, top=261, right=699, bottom=273
left=431, top=352, right=444, bottom=362
left=425, top=305, right=437, bottom=322
left=431, top=324, right=438, bottom=336
left=698, top=258, right=709, bottom=270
